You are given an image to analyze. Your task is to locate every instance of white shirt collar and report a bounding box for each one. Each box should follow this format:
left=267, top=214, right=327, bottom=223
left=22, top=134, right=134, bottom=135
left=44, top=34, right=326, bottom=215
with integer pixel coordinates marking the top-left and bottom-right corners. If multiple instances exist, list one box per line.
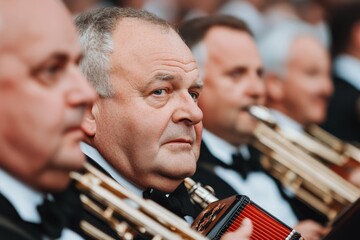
left=334, top=54, right=360, bottom=90
left=80, top=142, right=143, bottom=197
left=269, top=109, right=303, bottom=132
left=202, top=129, right=299, bottom=226
left=0, top=169, right=44, bottom=223
left=201, top=128, right=250, bottom=165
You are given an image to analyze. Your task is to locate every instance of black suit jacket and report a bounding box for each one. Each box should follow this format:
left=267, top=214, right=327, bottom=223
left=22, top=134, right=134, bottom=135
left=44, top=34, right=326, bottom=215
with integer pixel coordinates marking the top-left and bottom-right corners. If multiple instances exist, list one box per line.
left=322, top=75, right=360, bottom=143
left=191, top=141, right=328, bottom=225
left=0, top=185, right=85, bottom=240
left=0, top=193, right=42, bottom=240
left=80, top=156, right=202, bottom=238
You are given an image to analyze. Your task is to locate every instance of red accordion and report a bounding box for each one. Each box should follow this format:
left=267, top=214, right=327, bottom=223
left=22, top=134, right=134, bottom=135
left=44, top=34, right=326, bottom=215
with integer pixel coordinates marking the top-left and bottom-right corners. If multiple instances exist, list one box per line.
left=192, top=195, right=303, bottom=240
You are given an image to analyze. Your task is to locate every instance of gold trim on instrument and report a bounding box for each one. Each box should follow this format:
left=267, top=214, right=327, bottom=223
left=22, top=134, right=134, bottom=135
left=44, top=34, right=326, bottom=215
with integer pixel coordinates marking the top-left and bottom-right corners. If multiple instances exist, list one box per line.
left=249, top=105, right=360, bottom=221
left=306, top=124, right=360, bottom=165
left=71, top=163, right=208, bottom=240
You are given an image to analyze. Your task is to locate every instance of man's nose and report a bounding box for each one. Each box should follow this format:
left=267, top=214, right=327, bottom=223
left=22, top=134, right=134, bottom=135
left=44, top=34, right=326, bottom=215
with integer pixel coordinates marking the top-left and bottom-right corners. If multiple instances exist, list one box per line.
left=172, top=91, right=203, bottom=126
left=66, top=66, right=96, bottom=107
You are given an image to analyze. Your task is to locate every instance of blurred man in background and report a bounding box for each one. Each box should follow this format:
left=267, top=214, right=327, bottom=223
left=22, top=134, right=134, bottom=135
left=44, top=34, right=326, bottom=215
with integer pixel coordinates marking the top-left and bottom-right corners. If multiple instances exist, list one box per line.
left=260, top=20, right=360, bottom=187
left=179, top=15, right=328, bottom=240
left=259, top=21, right=333, bottom=133
left=0, top=0, right=95, bottom=239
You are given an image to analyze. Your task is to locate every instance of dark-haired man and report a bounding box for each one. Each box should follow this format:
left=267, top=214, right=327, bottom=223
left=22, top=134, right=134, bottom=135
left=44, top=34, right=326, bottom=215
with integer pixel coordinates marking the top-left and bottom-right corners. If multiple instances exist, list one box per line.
left=179, top=15, right=328, bottom=240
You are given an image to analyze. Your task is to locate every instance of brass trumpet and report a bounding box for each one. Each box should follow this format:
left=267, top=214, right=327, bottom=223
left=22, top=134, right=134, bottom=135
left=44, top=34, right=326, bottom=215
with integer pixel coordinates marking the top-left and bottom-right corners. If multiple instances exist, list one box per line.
left=70, top=163, right=208, bottom=240
left=248, top=105, right=360, bottom=221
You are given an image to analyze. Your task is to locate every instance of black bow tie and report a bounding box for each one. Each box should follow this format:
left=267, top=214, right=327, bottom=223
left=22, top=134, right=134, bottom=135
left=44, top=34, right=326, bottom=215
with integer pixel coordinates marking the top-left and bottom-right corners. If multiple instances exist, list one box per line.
left=143, top=183, right=198, bottom=219
left=36, top=185, right=83, bottom=238
left=219, top=152, right=262, bottom=179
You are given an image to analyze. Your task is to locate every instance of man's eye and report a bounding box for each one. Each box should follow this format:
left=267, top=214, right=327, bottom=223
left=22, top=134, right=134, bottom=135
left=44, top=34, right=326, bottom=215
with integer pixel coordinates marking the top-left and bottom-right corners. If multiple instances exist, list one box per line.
left=36, top=64, right=64, bottom=85
left=152, top=89, right=167, bottom=95
left=46, top=64, right=62, bottom=75
left=189, top=92, right=200, bottom=102
left=305, top=69, right=320, bottom=77
left=229, top=68, right=246, bottom=79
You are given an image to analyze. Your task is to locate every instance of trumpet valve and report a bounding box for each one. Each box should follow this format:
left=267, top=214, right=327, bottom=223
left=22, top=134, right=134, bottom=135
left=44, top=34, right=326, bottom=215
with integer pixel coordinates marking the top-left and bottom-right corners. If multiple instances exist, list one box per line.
left=204, top=185, right=215, bottom=196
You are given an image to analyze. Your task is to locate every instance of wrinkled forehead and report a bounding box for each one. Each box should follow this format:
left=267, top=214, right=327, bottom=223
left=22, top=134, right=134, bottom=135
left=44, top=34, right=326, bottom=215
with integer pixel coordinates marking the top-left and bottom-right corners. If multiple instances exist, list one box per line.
left=114, top=19, right=195, bottom=62
left=110, top=19, right=198, bottom=84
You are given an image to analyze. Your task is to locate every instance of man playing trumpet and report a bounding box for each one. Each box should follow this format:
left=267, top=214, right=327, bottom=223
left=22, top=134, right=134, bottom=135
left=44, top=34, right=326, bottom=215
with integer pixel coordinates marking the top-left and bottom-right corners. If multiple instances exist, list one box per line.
left=259, top=21, right=360, bottom=187
left=179, top=16, right=328, bottom=240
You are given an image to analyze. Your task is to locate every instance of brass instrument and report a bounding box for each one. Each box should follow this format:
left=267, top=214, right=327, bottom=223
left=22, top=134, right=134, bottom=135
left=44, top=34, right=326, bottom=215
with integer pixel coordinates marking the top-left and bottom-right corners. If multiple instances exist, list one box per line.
left=264, top=115, right=360, bottom=179
left=184, top=178, right=218, bottom=208
left=70, top=163, right=208, bottom=240
left=248, top=106, right=360, bottom=221
left=304, top=125, right=360, bottom=179
left=306, top=124, right=360, bottom=163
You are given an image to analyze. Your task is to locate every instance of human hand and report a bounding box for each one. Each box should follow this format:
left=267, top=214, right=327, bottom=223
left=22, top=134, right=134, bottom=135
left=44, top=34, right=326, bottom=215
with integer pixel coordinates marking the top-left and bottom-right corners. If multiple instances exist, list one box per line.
left=348, top=167, right=360, bottom=187
left=294, top=220, right=329, bottom=240
left=221, top=218, right=253, bottom=240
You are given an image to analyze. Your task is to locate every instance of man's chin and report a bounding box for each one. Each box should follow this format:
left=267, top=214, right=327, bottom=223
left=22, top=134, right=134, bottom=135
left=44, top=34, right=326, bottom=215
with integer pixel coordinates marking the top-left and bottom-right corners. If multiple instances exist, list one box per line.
left=33, top=171, right=72, bottom=193
left=308, top=111, right=327, bottom=126
left=152, top=178, right=184, bottom=193
left=53, top=147, right=86, bottom=171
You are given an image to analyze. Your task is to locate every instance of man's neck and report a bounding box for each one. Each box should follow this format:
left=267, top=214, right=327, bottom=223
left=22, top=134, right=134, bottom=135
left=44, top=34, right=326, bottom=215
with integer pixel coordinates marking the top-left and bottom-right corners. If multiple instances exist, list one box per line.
left=80, top=142, right=143, bottom=196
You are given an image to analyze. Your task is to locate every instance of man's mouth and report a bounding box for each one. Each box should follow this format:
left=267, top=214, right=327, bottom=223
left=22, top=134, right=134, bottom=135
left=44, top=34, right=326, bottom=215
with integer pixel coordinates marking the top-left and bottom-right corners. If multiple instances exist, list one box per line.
left=166, top=138, right=193, bottom=144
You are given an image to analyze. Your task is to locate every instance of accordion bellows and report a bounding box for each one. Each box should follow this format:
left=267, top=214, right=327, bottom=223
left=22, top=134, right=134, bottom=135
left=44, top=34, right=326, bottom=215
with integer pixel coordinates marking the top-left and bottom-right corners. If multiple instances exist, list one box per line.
left=192, top=195, right=303, bottom=240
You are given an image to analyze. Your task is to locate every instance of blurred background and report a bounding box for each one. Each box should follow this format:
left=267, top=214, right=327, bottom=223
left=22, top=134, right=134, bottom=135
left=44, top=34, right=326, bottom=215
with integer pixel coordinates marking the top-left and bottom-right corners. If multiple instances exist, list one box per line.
left=62, top=0, right=347, bottom=44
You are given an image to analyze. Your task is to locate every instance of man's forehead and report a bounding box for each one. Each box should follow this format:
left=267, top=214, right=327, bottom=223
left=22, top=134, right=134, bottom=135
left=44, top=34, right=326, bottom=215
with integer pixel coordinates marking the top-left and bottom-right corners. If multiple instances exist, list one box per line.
left=116, top=23, right=169, bottom=53
left=0, top=0, right=65, bottom=37
left=113, top=21, right=195, bottom=66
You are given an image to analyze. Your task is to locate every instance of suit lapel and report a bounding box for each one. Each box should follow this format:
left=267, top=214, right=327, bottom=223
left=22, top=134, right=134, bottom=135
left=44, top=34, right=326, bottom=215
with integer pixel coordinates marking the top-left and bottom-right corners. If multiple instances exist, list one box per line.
left=192, top=142, right=240, bottom=200
left=0, top=193, right=42, bottom=240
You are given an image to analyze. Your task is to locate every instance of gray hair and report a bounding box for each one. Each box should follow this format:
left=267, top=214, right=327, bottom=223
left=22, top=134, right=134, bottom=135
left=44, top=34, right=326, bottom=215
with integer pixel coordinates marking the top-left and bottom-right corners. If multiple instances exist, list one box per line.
left=258, top=20, right=324, bottom=78
left=75, top=7, right=172, bottom=98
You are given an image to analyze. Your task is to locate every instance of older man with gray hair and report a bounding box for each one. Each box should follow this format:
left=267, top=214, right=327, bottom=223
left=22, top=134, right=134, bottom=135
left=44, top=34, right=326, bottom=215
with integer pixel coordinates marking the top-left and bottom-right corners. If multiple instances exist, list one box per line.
left=258, top=21, right=333, bottom=131
left=259, top=17, right=360, bottom=221
left=258, top=21, right=333, bottom=239
left=75, top=7, right=253, bottom=239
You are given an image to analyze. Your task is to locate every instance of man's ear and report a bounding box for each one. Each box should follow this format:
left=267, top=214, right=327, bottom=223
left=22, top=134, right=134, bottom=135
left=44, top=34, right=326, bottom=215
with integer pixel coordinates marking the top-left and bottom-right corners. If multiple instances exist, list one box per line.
left=263, top=73, right=285, bottom=101
left=81, top=104, right=97, bottom=137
